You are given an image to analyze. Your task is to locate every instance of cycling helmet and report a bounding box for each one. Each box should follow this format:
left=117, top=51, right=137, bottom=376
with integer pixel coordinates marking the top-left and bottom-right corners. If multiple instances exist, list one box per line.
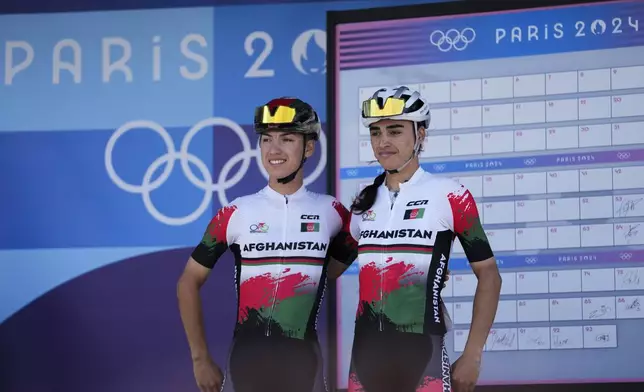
left=254, top=97, right=321, bottom=141
left=361, top=86, right=431, bottom=129
left=253, top=97, right=322, bottom=184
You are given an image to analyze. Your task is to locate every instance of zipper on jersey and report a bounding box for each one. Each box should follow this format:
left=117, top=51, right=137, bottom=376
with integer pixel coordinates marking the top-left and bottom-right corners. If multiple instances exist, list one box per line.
left=265, top=195, right=289, bottom=337
left=381, top=189, right=399, bottom=331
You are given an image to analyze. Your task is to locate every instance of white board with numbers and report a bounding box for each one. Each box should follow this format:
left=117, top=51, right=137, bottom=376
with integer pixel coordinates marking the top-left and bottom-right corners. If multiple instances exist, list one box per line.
left=332, top=0, right=644, bottom=387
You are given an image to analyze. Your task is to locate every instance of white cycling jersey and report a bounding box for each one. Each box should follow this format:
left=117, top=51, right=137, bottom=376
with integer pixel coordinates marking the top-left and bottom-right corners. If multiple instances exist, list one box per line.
left=349, top=167, right=493, bottom=336
left=191, top=185, right=356, bottom=341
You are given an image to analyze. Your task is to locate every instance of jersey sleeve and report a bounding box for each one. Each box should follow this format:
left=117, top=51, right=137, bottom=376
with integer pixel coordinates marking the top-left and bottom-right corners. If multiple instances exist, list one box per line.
left=191, top=204, right=239, bottom=269
left=349, top=207, right=361, bottom=244
left=446, top=183, right=494, bottom=263
left=328, top=200, right=358, bottom=266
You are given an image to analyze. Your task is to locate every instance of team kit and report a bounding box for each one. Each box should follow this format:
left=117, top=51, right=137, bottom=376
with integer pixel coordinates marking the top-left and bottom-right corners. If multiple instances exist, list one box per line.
left=177, top=86, right=501, bottom=392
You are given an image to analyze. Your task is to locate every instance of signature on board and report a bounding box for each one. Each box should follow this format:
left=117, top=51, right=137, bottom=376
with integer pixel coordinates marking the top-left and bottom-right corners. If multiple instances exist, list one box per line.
left=552, top=335, right=569, bottom=347
left=528, top=334, right=547, bottom=347
left=490, top=331, right=516, bottom=349
left=596, top=333, right=610, bottom=342
left=623, top=224, right=640, bottom=243
left=615, top=197, right=643, bottom=217
left=588, top=305, right=612, bottom=319
left=620, top=269, right=641, bottom=287
left=626, top=298, right=641, bottom=312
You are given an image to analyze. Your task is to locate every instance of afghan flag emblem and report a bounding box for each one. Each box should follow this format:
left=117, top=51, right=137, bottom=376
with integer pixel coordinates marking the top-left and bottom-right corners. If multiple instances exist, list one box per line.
left=403, top=208, right=425, bottom=220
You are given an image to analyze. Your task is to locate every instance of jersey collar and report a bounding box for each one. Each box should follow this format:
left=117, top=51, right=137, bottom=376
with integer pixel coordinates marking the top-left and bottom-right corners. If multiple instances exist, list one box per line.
left=400, top=166, right=426, bottom=188
left=262, top=183, right=308, bottom=201
left=379, top=166, right=427, bottom=192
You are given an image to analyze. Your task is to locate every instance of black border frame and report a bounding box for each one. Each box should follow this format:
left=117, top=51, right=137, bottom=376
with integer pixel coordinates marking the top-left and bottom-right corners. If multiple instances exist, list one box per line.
left=326, top=0, right=643, bottom=391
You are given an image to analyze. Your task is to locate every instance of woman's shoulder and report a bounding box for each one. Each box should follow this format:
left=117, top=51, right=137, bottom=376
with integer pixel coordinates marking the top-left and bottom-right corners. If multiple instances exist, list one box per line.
left=417, top=172, right=465, bottom=196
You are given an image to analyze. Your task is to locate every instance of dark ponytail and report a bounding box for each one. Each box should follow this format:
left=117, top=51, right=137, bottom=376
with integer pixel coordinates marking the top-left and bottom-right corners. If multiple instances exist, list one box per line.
left=351, top=172, right=386, bottom=215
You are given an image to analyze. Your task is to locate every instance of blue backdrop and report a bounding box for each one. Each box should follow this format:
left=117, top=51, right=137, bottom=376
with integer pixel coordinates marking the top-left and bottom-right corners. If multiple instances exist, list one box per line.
left=0, top=0, right=444, bottom=391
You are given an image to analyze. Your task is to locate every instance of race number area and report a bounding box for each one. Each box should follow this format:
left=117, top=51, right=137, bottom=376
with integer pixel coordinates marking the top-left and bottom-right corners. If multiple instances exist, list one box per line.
left=332, top=0, right=644, bottom=387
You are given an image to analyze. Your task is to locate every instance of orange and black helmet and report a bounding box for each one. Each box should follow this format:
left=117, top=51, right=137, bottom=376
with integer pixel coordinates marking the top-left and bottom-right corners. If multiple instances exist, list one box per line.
left=253, top=97, right=321, bottom=141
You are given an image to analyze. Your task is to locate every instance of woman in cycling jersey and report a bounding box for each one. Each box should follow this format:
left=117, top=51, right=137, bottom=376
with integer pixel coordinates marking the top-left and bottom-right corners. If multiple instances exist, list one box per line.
left=346, top=86, right=502, bottom=392
left=177, top=97, right=357, bottom=392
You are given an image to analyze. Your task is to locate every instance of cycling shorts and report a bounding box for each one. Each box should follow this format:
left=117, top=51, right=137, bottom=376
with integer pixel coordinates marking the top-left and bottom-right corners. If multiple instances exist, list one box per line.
left=348, top=330, right=451, bottom=392
left=221, top=334, right=327, bottom=392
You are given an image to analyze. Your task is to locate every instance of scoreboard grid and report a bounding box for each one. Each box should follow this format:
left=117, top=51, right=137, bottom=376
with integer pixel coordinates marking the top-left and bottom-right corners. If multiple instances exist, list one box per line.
left=349, top=65, right=644, bottom=354
left=331, top=0, right=644, bottom=387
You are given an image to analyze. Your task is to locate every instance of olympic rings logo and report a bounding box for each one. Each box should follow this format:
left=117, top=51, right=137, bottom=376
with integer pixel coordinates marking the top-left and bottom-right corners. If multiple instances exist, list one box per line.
left=617, top=152, right=631, bottom=160
left=524, top=158, right=536, bottom=166
left=104, top=117, right=327, bottom=226
left=429, top=28, right=476, bottom=52
left=346, top=169, right=358, bottom=177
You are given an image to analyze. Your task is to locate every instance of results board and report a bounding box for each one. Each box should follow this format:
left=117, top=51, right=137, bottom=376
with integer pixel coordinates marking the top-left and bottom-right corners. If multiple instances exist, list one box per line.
left=331, top=0, right=644, bottom=387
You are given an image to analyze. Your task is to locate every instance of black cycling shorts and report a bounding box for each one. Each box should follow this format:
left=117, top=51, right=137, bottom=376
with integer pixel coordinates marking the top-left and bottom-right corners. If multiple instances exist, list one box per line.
left=221, top=334, right=326, bottom=392
left=348, top=330, right=451, bottom=392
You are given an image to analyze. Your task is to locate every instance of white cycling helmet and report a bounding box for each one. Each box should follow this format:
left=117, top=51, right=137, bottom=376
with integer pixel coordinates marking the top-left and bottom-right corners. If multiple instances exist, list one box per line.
left=361, top=85, right=431, bottom=129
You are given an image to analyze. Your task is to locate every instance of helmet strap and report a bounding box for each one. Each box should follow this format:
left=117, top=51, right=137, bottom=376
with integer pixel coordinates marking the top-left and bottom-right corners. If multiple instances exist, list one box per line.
left=386, top=122, right=422, bottom=174
left=277, top=136, right=308, bottom=184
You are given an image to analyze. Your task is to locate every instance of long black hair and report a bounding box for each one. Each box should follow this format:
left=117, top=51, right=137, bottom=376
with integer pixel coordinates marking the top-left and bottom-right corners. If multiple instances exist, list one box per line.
left=350, top=172, right=386, bottom=215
